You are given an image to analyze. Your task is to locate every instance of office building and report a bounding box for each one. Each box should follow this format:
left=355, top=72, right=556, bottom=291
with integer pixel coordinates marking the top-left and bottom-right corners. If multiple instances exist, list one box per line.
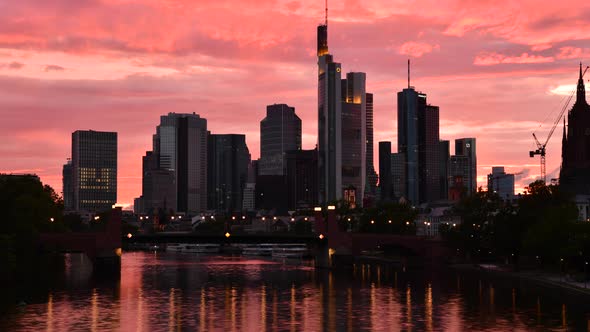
left=487, top=166, right=514, bottom=201
left=285, top=149, right=318, bottom=210
left=207, top=134, right=250, bottom=213
left=366, top=93, right=378, bottom=196
left=71, top=130, right=117, bottom=212
left=62, top=159, right=73, bottom=211
left=142, top=151, right=176, bottom=214
left=378, top=141, right=393, bottom=201
left=439, top=140, right=450, bottom=200
left=391, top=153, right=406, bottom=200
left=259, top=104, right=301, bottom=175
left=317, top=21, right=342, bottom=204
left=397, top=87, right=440, bottom=204
left=149, top=113, right=208, bottom=213
left=340, top=72, right=369, bottom=207
left=453, top=138, right=477, bottom=194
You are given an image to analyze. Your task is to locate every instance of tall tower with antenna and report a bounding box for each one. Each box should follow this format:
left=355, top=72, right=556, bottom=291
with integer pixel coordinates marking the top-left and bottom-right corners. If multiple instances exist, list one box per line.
left=317, top=0, right=342, bottom=204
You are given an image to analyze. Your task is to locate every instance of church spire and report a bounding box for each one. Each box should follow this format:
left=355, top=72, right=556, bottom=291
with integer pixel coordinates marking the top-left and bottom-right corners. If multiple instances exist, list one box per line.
left=576, top=62, right=586, bottom=105
left=561, top=115, right=567, bottom=170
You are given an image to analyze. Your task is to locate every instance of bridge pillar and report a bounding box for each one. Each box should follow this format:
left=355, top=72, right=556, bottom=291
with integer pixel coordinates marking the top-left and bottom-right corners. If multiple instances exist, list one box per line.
left=314, top=238, right=331, bottom=269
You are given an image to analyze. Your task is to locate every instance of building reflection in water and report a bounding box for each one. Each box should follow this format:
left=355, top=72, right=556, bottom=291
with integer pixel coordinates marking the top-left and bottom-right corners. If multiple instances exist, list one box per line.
left=6, top=252, right=590, bottom=332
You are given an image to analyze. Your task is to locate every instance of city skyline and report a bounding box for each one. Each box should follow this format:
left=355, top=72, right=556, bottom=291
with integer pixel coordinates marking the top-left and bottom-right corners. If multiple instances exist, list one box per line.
left=1, top=1, right=589, bottom=207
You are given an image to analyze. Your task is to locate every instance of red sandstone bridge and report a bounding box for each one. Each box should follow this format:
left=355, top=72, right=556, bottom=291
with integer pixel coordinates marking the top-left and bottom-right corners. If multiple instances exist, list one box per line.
left=312, top=208, right=451, bottom=266
left=39, top=208, right=123, bottom=271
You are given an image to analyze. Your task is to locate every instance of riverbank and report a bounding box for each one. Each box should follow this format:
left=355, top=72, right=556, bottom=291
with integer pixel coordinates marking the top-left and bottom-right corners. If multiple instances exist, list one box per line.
left=453, top=263, right=590, bottom=297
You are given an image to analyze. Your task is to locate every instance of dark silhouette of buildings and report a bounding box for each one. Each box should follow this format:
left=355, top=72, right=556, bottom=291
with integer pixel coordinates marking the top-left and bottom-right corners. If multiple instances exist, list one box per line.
left=451, top=138, right=477, bottom=194
left=397, top=87, right=440, bottom=204
left=560, top=64, right=590, bottom=196
left=317, top=22, right=342, bottom=204
left=143, top=113, right=208, bottom=214
left=366, top=93, right=378, bottom=198
left=285, top=149, right=318, bottom=210
left=341, top=73, right=365, bottom=207
left=487, top=166, right=514, bottom=201
left=439, top=140, right=450, bottom=200
left=62, top=159, right=73, bottom=210
left=378, top=141, right=392, bottom=201
left=259, top=104, right=301, bottom=176
left=141, top=151, right=175, bottom=215
left=207, top=134, right=251, bottom=213
left=71, top=130, right=117, bottom=212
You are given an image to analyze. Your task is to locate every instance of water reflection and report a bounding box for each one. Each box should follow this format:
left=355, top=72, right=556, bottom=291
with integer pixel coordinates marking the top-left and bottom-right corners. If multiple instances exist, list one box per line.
left=1, top=252, right=589, bottom=331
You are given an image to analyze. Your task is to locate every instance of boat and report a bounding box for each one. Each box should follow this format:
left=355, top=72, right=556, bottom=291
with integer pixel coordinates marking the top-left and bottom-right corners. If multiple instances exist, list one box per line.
left=182, top=244, right=220, bottom=254
left=242, top=243, right=274, bottom=256
left=166, top=243, right=186, bottom=252
left=271, top=244, right=309, bottom=258
left=166, top=243, right=220, bottom=253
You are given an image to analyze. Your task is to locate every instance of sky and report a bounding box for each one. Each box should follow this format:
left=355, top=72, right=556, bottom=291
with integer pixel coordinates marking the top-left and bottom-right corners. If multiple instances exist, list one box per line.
left=1, top=0, right=590, bottom=208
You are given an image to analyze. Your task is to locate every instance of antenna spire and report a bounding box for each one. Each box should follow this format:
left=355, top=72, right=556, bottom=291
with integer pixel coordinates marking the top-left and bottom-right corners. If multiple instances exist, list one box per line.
left=325, top=0, right=328, bottom=26
left=407, top=59, right=410, bottom=89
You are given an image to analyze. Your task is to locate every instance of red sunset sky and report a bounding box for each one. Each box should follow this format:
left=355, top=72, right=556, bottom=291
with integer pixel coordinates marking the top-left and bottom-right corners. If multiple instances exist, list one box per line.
left=1, top=0, right=589, bottom=208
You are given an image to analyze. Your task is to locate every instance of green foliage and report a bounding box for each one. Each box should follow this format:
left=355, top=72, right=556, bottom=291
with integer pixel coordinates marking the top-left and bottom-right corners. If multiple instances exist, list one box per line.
left=356, top=201, right=418, bottom=234
left=0, top=175, right=65, bottom=280
left=442, top=180, right=590, bottom=270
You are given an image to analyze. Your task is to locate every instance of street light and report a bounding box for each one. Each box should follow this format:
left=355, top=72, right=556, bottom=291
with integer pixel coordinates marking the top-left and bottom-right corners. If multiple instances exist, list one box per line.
left=388, top=220, right=392, bottom=224
left=94, top=216, right=100, bottom=221
left=49, top=217, right=54, bottom=223
left=127, top=233, right=132, bottom=239
left=225, top=232, right=231, bottom=238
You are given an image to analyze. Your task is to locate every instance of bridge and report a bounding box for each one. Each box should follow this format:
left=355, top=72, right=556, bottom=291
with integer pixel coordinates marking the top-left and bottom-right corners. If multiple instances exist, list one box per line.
left=39, top=208, right=122, bottom=273
left=125, top=208, right=449, bottom=268
left=312, top=208, right=451, bottom=267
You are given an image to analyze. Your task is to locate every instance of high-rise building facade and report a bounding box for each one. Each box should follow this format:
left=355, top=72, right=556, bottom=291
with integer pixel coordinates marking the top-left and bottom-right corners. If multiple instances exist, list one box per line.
left=259, top=104, right=301, bottom=175
left=487, top=166, right=514, bottom=201
left=317, top=23, right=342, bottom=204
left=366, top=93, right=378, bottom=197
left=397, top=87, right=440, bottom=204
left=378, top=141, right=393, bottom=201
left=453, top=138, right=477, bottom=193
left=150, top=113, right=208, bottom=213
left=560, top=64, right=590, bottom=196
left=207, top=134, right=251, bottom=213
left=391, top=153, right=406, bottom=200
left=439, top=140, right=450, bottom=200
left=71, top=130, right=117, bottom=212
left=142, top=151, right=176, bottom=214
left=341, top=73, right=366, bottom=206
left=62, top=159, right=73, bottom=211
left=285, top=149, right=318, bottom=210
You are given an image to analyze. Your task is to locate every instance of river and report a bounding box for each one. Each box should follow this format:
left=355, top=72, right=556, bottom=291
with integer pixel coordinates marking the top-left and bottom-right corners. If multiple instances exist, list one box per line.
left=1, top=251, right=589, bottom=331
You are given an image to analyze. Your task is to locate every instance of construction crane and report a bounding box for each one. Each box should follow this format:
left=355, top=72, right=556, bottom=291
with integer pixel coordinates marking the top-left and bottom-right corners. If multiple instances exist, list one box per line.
left=530, top=65, right=589, bottom=183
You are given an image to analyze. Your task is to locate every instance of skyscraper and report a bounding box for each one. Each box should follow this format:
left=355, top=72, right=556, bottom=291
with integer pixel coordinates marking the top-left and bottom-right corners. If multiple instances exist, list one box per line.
left=62, top=159, right=73, bottom=211
left=142, top=151, right=176, bottom=214
left=71, top=130, right=117, bottom=212
left=259, top=104, right=301, bottom=175
left=341, top=73, right=366, bottom=206
left=317, top=22, right=342, bottom=204
left=560, top=64, right=590, bottom=196
left=366, top=93, right=378, bottom=197
left=439, top=140, right=450, bottom=200
left=397, top=87, right=440, bottom=204
left=391, top=153, right=406, bottom=200
left=378, top=141, right=393, bottom=201
left=285, top=149, right=318, bottom=210
left=151, top=113, right=208, bottom=213
left=207, top=134, right=251, bottom=213
left=453, top=138, right=477, bottom=193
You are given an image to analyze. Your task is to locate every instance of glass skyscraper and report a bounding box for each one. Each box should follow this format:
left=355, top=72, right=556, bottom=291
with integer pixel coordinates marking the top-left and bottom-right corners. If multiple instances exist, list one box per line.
left=259, top=104, right=301, bottom=176
left=71, top=130, right=117, bottom=212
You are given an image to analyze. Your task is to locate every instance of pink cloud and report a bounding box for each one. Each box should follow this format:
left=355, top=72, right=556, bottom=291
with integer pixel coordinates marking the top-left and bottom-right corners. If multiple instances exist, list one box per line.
left=474, top=52, right=554, bottom=66
left=0, top=0, right=589, bottom=205
left=398, top=41, right=440, bottom=58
